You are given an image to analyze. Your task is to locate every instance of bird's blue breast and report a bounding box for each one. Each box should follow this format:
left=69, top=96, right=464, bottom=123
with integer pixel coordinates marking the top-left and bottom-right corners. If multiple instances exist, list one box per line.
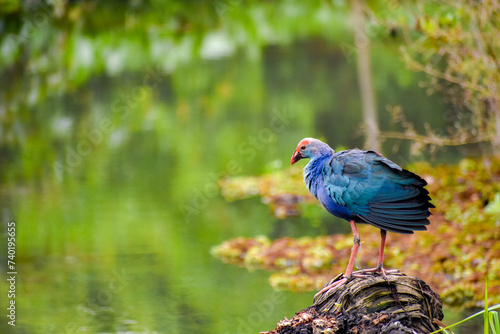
left=304, top=156, right=353, bottom=221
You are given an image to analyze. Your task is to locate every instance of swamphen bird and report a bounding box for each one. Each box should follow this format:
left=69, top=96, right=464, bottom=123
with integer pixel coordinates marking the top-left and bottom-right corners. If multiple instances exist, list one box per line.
left=291, top=138, right=434, bottom=297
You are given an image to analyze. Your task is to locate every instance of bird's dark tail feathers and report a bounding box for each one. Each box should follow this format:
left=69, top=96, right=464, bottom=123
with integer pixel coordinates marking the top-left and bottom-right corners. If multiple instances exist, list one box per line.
left=357, top=169, right=434, bottom=234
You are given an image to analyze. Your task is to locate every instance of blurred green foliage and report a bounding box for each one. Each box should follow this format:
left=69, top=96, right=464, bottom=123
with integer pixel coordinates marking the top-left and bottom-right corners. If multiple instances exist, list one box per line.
left=372, top=0, right=500, bottom=152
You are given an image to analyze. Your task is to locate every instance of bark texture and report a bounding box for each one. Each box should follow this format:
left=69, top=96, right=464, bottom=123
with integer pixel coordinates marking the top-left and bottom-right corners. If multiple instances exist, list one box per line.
left=262, top=272, right=443, bottom=334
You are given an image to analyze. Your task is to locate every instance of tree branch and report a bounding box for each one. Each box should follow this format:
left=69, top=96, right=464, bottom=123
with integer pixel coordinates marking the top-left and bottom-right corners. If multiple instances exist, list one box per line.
left=380, top=131, right=493, bottom=146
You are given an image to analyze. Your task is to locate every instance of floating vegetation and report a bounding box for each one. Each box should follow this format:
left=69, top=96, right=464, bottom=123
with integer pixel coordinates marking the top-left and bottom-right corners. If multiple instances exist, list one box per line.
left=218, top=167, right=316, bottom=218
left=213, top=156, right=500, bottom=308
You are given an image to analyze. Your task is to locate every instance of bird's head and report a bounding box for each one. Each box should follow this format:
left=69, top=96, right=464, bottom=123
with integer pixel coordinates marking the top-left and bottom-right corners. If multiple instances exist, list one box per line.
left=290, top=137, right=331, bottom=165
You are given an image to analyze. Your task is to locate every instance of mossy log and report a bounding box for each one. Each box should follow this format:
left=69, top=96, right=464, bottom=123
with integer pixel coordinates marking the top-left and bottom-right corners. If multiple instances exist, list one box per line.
left=262, top=272, right=444, bottom=334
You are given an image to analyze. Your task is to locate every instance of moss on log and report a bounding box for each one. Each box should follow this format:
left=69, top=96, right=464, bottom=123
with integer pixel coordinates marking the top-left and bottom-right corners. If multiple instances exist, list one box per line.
left=262, top=272, right=443, bottom=334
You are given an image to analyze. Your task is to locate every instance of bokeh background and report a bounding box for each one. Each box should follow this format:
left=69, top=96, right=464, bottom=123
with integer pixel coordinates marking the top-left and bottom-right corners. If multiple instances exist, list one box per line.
left=0, top=1, right=499, bottom=333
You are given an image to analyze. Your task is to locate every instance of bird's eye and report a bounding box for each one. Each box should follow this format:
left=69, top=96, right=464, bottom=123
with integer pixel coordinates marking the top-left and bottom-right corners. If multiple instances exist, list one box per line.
left=300, top=145, right=306, bottom=150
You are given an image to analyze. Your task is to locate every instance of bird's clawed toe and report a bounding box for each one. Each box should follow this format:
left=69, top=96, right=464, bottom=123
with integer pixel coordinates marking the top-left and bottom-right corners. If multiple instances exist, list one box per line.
left=352, top=266, right=399, bottom=279
left=313, top=277, right=346, bottom=302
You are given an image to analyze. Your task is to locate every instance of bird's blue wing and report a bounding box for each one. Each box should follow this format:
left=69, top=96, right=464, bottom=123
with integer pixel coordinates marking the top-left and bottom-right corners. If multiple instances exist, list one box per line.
left=322, top=150, right=432, bottom=234
left=322, top=150, right=384, bottom=215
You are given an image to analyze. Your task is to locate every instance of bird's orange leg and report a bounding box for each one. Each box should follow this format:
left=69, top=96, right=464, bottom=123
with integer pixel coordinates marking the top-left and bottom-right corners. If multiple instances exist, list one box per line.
left=353, top=229, right=398, bottom=278
left=314, top=220, right=361, bottom=300
left=345, top=220, right=361, bottom=276
left=377, top=229, right=387, bottom=271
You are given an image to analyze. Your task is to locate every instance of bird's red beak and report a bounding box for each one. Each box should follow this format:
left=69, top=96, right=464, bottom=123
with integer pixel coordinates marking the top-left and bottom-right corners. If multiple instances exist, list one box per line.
left=290, top=149, right=303, bottom=165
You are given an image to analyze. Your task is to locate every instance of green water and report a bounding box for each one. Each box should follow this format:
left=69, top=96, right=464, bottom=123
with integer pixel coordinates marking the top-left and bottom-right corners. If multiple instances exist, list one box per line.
left=0, top=1, right=484, bottom=333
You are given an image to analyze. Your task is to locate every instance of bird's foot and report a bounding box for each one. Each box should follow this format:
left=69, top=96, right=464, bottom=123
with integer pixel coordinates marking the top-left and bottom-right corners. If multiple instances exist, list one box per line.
left=352, top=265, right=398, bottom=280
left=314, top=268, right=399, bottom=302
left=314, top=278, right=346, bottom=302
left=313, top=273, right=347, bottom=302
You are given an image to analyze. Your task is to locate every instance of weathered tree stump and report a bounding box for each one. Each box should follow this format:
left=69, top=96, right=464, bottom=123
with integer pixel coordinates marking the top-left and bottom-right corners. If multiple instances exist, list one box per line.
left=262, top=272, right=444, bottom=334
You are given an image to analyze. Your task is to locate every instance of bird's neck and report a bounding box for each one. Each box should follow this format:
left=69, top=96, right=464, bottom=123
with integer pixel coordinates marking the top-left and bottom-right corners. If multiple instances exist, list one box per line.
left=304, top=152, right=332, bottom=196
left=309, top=149, right=334, bottom=167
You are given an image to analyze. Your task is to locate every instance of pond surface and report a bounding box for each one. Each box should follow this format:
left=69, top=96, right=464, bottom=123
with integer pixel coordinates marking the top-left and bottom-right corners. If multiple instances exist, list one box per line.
left=0, top=2, right=486, bottom=333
